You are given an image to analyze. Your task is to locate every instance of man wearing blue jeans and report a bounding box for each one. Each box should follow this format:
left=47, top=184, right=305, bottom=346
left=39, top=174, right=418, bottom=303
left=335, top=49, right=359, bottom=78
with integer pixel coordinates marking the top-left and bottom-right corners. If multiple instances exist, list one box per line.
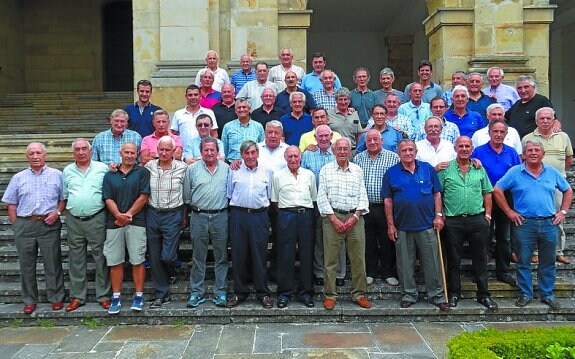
left=184, top=137, right=230, bottom=307
left=494, top=140, right=572, bottom=310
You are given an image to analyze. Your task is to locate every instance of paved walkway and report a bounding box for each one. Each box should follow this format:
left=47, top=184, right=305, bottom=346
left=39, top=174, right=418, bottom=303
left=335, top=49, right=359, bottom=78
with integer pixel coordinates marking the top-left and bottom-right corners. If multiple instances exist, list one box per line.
left=1, top=321, right=574, bottom=358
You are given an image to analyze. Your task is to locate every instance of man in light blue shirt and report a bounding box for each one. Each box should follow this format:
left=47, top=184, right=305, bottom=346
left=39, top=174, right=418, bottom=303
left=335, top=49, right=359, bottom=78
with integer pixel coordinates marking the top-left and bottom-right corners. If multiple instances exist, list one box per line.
left=221, top=99, right=265, bottom=161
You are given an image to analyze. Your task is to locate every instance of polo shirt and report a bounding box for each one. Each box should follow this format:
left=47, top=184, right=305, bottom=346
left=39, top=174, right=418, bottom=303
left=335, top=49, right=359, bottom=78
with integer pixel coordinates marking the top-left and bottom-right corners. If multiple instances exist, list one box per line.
left=251, top=106, right=285, bottom=128
left=522, top=130, right=573, bottom=176
left=299, top=129, right=342, bottom=152
left=444, top=108, right=486, bottom=137
left=471, top=143, right=521, bottom=185
left=212, top=102, right=237, bottom=138
left=199, top=89, right=222, bottom=109
left=350, top=88, right=376, bottom=125
left=496, top=163, right=569, bottom=217
left=382, top=160, right=441, bottom=231
left=327, top=109, right=363, bottom=147
left=141, top=132, right=183, bottom=156
left=404, top=82, right=443, bottom=104
left=438, top=160, right=493, bottom=216
left=274, top=87, right=316, bottom=114
left=184, top=160, right=230, bottom=210
left=374, top=89, right=405, bottom=105
left=471, top=126, right=522, bottom=155
left=467, top=91, right=496, bottom=122
left=505, top=93, right=553, bottom=138
left=102, top=165, right=151, bottom=228
left=279, top=112, right=313, bottom=146
left=397, top=101, right=432, bottom=129
left=125, top=102, right=162, bottom=137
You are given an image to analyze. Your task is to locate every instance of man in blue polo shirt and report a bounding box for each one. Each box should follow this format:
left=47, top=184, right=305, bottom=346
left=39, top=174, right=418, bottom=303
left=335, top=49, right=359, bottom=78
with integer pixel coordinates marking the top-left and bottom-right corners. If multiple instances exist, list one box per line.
left=382, top=139, right=448, bottom=311
left=472, top=119, right=520, bottom=286
left=124, top=79, right=162, bottom=137
left=444, top=85, right=486, bottom=137
left=279, top=92, right=313, bottom=146
left=494, top=140, right=572, bottom=310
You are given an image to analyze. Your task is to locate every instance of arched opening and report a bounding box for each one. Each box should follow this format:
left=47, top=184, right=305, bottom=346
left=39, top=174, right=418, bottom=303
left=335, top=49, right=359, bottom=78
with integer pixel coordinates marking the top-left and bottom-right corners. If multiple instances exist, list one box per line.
left=306, top=0, right=429, bottom=90
left=102, top=1, right=133, bottom=91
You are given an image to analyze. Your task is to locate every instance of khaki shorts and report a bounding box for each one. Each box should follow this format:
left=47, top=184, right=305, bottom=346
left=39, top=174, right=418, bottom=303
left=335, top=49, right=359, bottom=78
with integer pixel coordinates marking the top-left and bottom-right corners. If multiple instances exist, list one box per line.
left=104, top=225, right=147, bottom=266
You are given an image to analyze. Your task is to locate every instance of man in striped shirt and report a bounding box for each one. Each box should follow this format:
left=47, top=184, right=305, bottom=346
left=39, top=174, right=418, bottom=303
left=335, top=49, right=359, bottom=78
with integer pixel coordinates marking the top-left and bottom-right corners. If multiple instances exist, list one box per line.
left=144, top=136, right=188, bottom=308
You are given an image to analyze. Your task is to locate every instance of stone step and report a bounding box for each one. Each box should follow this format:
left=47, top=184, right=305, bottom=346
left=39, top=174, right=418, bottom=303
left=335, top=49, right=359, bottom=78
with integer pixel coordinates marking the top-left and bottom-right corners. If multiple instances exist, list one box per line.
left=0, top=298, right=574, bottom=327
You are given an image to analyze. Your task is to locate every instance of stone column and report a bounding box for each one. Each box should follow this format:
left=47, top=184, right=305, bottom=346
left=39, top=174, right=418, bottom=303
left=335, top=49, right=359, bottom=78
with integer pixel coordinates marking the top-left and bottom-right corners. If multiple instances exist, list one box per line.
left=148, top=0, right=212, bottom=112
left=278, top=0, right=312, bottom=70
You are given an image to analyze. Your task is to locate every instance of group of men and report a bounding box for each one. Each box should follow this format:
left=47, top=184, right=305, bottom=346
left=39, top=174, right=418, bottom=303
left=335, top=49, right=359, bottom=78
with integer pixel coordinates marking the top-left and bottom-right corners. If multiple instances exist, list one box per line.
left=3, top=50, right=573, bottom=314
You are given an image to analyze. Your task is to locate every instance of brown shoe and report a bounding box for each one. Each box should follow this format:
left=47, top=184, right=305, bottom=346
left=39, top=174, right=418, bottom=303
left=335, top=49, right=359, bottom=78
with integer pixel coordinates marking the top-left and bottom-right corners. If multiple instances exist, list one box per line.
left=353, top=296, right=372, bottom=309
left=511, top=252, right=518, bottom=263
left=323, top=298, right=336, bottom=310
left=65, top=299, right=85, bottom=312
left=260, top=295, right=273, bottom=309
left=556, top=255, right=571, bottom=264
left=532, top=255, right=539, bottom=263
left=100, top=300, right=111, bottom=310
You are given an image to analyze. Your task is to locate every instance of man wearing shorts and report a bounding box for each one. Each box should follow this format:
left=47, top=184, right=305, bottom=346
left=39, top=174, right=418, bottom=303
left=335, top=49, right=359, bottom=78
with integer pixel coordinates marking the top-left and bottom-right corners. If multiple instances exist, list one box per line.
left=103, top=142, right=150, bottom=314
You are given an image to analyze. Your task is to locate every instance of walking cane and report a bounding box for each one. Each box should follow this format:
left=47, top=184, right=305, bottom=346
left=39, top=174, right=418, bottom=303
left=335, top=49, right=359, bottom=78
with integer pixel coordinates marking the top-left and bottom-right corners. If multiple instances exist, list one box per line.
left=435, top=228, right=449, bottom=305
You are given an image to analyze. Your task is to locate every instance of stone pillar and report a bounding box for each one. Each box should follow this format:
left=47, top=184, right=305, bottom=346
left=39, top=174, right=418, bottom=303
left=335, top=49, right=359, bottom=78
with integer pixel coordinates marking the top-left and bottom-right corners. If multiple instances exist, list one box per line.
left=145, top=0, right=212, bottom=112
left=278, top=0, right=312, bottom=70
left=424, top=0, right=555, bottom=95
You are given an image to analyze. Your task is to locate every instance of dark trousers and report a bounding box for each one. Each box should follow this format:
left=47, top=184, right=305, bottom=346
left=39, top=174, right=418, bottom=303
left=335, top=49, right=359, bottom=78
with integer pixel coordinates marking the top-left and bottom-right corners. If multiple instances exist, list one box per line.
left=444, top=214, right=490, bottom=299
left=492, top=200, right=513, bottom=277
left=230, top=208, right=271, bottom=299
left=146, top=209, right=182, bottom=300
left=13, top=217, right=65, bottom=305
left=364, top=204, right=396, bottom=279
left=276, top=208, right=315, bottom=298
left=267, top=206, right=278, bottom=279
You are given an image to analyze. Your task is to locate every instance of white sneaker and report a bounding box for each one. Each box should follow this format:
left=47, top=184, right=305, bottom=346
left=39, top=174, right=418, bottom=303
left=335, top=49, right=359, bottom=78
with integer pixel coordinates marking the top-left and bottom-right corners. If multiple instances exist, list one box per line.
left=366, top=276, right=374, bottom=285
left=385, top=277, right=399, bottom=286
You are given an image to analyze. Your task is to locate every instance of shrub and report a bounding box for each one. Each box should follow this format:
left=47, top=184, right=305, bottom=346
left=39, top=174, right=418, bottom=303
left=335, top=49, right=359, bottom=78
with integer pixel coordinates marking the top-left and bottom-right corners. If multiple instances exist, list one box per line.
left=447, top=326, right=575, bottom=359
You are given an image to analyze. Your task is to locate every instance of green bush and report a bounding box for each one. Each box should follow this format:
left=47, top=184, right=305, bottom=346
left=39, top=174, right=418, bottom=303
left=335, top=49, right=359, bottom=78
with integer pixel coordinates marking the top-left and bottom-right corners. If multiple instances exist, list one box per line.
left=447, top=326, right=575, bottom=359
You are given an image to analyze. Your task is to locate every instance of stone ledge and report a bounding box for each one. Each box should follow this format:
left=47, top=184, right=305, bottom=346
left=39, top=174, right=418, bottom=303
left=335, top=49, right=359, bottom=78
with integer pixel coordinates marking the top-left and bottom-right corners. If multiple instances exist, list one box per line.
left=423, top=8, right=474, bottom=36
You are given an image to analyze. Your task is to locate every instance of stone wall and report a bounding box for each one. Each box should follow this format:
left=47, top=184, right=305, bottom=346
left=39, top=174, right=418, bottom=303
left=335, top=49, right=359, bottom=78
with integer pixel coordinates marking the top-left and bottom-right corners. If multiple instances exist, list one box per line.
left=22, top=0, right=103, bottom=92
left=0, top=0, right=24, bottom=94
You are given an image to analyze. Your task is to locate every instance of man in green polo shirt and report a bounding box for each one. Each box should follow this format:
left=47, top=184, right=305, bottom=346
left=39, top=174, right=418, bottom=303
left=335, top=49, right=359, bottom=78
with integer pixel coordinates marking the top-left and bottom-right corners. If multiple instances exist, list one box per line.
left=438, top=136, right=498, bottom=310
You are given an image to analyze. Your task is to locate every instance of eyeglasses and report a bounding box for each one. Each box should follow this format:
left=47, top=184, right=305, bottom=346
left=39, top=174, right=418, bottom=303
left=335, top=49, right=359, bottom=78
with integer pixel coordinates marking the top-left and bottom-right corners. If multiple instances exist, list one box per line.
left=334, top=147, right=350, bottom=152
left=196, top=123, right=211, bottom=128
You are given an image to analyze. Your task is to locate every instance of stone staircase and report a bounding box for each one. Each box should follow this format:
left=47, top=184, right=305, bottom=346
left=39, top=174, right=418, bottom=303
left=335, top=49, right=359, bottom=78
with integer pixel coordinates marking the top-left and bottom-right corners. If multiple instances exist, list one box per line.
left=0, top=91, right=574, bottom=326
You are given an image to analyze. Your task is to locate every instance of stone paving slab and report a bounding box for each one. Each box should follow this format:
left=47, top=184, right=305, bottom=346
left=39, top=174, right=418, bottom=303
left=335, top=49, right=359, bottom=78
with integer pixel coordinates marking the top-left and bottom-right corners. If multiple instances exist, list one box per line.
left=1, top=322, right=575, bottom=358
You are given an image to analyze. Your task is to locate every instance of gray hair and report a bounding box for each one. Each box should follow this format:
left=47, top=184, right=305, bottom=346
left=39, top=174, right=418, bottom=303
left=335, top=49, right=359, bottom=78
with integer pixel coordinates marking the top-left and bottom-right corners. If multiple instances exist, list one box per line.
left=467, top=72, right=484, bottom=82
left=535, top=106, right=555, bottom=119
left=200, top=136, right=219, bottom=152
left=289, top=91, right=306, bottom=103
left=283, top=145, right=301, bottom=159
left=27, top=142, right=47, bottom=153
left=334, top=87, right=351, bottom=100
left=379, top=68, right=395, bottom=78
left=516, top=75, right=537, bottom=88
left=523, top=139, right=545, bottom=154
left=332, top=137, right=352, bottom=150
left=240, top=140, right=258, bottom=154
left=198, top=68, right=215, bottom=78
left=452, top=70, right=468, bottom=80
left=110, top=109, right=128, bottom=120
left=487, top=66, right=504, bottom=77
left=158, top=135, right=176, bottom=149
left=425, top=116, right=443, bottom=129
left=397, top=139, right=417, bottom=154
left=452, top=85, right=469, bottom=98
left=153, top=109, right=170, bottom=119
left=315, top=124, right=332, bottom=135
left=71, top=138, right=91, bottom=150
left=486, top=103, right=505, bottom=116
left=265, top=120, right=283, bottom=131
left=488, top=119, right=508, bottom=132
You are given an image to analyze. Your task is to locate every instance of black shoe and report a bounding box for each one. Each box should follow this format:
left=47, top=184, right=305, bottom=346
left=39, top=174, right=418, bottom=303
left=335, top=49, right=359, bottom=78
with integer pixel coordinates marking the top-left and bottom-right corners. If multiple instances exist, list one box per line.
left=541, top=298, right=561, bottom=310
left=169, top=275, right=177, bottom=285
left=277, top=296, right=289, bottom=308
left=497, top=274, right=517, bottom=287
left=400, top=300, right=414, bottom=308
left=515, top=296, right=532, bottom=307
left=336, top=278, right=345, bottom=287
left=477, top=297, right=498, bottom=310
left=260, top=295, right=273, bottom=309
left=301, top=295, right=315, bottom=308
left=449, top=296, right=459, bottom=307
left=314, top=277, right=324, bottom=286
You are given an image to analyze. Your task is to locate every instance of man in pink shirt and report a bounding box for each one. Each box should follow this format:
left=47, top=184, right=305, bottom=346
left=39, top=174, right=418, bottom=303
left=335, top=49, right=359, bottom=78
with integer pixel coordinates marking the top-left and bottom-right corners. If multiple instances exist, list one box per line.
left=141, top=110, right=183, bottom=165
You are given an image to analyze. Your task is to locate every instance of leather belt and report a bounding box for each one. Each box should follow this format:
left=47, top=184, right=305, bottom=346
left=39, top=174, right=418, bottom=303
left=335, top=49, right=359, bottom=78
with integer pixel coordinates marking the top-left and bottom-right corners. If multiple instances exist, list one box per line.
left=230, top=206, right=268, bottom=213
left=20, top=215, right=48, bottom=221
left=524, top=216, right=554, bottom=220
left=71, top=207, right=105, bottom=221
left=333, top=208, right=356, bottom=214
left=148, top=205, right=183, bottom=213
left=191, top=206, right=227, bottom=214
left=281, top=207, right=311, bottom=213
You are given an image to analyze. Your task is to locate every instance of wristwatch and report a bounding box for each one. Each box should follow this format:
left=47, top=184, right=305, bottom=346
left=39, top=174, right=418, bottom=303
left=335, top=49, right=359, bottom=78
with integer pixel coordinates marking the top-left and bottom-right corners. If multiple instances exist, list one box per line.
left=56, top=211, right=62, bottom=216
left=560, top=209, right=568, bottom=215
left=435, top=212, right=443, bottom=217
